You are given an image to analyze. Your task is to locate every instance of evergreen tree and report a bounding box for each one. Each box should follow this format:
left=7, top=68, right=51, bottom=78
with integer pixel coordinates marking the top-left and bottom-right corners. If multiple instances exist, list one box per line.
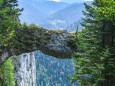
left=0, top=0, right=22, bottom=65
left=0, top=0, right=21, bottom=85
left=72, top=0, right=115, bottom=86
left=0, top=0, right=22, bottom=47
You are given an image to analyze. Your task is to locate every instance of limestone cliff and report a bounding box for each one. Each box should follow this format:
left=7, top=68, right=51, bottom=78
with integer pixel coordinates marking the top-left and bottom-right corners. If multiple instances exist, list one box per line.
left=12, top=52, right=36, bottom=86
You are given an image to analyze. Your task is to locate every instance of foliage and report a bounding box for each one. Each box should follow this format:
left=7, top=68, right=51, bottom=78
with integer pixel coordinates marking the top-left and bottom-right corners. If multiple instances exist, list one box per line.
left=0, top=0, right=21, bottom=47
left=0, top=58, right=15, bottom=86
left=0, top=0, right=21, bottom=85
left=72, top=0, right=115, bottom=86
left=13, top=24, right=51, bottom=54
left=67, top=30, right=80, bottom=51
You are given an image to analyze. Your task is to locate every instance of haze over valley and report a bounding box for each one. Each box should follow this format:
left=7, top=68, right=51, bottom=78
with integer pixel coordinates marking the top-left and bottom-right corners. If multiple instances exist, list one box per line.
left=19, top=0, right=92, bottom=31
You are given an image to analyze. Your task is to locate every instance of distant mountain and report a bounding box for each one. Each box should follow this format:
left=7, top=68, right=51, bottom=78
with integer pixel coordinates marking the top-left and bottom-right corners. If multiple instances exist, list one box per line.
left=19, top=0, right=69, bottom=24
left=40, top=1, right=91, bottom=31
left=19, top=0, right=92, bottom=31
left=66, top=19, right=83, bottom=31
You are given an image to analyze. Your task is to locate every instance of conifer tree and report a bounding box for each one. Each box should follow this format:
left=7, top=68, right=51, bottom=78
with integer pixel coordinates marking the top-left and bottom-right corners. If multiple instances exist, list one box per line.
left=0, top=0, right=22, bottom=47
left=0, top=0, right=21, bottom=85
left=72, top=0, right=115, bottom=86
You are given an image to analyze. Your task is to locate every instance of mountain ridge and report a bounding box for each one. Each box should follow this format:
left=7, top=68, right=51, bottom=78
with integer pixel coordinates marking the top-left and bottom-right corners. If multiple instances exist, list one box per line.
left=19, top=0, right=69, bottom=24
left=19, top=0, right=92, bottom=31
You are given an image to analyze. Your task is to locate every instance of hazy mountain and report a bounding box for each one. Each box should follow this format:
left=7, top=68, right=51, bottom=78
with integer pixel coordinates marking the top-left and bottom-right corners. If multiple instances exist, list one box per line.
left=19, top=0, right=91, bottom=31
left=66, top=19, right=83, bottom=31
left=40, top=1, right=91, bottom=31
left=19, top=0, right=69, bottom=24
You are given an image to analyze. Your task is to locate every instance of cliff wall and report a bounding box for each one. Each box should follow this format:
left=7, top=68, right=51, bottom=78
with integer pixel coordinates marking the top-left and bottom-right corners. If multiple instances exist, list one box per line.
left=12, top=52, right=36, bottom=86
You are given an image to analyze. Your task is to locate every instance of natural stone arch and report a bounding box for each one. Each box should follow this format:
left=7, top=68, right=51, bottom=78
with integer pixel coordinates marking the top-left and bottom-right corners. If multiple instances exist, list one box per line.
left=0, top=25, right=75, bottom=65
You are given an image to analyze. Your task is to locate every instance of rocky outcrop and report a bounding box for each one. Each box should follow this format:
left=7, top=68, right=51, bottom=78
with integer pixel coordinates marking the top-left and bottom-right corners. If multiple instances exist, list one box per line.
left=12, top=52, right=36, bottom=86
left=0, top=26, right=75, bottom=86
left=46, top=30, right=71, bottom=53
left=0, top=25, right=74, bottom=66
left=13, top=26, right=74, bottom=58
left=39, top=30, right=72, bottom=58
left=40, top=30, right=73, bottom=58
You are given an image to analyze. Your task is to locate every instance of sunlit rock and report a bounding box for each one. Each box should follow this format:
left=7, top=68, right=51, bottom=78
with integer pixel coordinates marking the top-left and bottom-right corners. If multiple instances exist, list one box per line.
left=12, top=52, right=36, bottom=86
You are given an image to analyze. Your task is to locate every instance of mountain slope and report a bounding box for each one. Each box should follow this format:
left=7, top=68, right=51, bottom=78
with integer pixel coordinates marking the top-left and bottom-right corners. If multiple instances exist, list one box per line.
left=19, top=0, right=92, bottom=31
left=19, top=0, right=69, bottom=24
left=40, top=1, right=91, bottom=31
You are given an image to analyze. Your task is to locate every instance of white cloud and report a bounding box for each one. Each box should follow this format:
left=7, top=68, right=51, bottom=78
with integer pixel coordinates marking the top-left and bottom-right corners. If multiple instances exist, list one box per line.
left=49, top=0, right=61, bottom=2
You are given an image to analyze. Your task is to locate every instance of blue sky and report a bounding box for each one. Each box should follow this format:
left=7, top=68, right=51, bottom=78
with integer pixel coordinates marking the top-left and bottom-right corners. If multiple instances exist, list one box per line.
left=49, top=0, right=93, bottom=3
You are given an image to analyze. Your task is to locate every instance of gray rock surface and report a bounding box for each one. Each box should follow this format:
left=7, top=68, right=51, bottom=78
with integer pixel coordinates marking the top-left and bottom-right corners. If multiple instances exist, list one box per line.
left=12, top=52, right=36, bottom=86
left=46, top=30, right=71, bottom=52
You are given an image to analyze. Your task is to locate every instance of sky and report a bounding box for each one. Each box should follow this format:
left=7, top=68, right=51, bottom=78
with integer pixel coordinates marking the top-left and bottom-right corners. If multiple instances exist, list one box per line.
left=49, top=0, right=93, bottom=3
left=29, top=0, right=93, bottom=4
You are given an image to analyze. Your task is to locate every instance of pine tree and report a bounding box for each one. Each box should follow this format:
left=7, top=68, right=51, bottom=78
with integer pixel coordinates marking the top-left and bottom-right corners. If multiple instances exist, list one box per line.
left=0, top=0, right=22, bottom=66
left=0, top=0, right=21, bottom=85
left=0, top=0, right=22, bottom=47
left=72, top=0, right=115, bottom=86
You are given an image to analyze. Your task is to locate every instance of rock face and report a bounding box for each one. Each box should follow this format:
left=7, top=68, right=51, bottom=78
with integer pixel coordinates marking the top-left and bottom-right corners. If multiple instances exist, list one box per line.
left=12, top=52, right=36, bottom=86
left=46, top=30, right=71, bottom=52
left=14, top=27, right=73, bottom=58
left=0, top=28, right=74, bottom=65
left=42, top=30, right=73, bottom=58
